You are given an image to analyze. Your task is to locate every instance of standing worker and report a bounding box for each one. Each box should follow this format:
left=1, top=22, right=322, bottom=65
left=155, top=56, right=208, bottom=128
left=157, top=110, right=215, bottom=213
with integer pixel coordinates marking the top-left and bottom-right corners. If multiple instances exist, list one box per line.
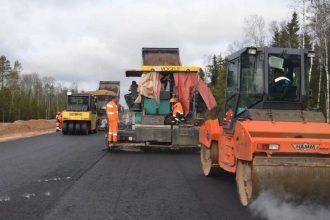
left=169, top=97, right=185, bottom=124
left=129, top=80, right=138, bottom=100
left=106, top=96, right=119, bottom=148
left=55, top=111, right=63, bottom=132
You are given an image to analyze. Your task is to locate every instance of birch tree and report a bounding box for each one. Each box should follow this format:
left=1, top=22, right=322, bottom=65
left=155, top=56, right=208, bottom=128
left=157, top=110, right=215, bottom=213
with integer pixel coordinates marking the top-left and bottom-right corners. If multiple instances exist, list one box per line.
left=243, top=14, right=266, bottom=47
left=309, top=0, right=330, bottom=122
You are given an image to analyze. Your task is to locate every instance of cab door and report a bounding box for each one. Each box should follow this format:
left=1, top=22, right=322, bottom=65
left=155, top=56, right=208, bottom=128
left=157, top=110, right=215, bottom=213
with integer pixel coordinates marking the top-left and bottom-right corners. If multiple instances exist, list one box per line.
left=223, top=58, right=240, bottom=130
left=220, top=58, right=240, bottom=168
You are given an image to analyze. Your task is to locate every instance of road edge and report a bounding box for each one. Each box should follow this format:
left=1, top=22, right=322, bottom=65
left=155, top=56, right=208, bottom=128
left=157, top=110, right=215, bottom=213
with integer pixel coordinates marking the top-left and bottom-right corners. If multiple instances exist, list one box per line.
left=0, top=130, right=56, bottom=143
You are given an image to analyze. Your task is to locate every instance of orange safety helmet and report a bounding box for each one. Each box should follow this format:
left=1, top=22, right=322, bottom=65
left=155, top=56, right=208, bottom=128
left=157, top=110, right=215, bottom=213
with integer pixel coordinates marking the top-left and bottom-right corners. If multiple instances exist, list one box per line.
left=169, top=98, right=177, bottom=103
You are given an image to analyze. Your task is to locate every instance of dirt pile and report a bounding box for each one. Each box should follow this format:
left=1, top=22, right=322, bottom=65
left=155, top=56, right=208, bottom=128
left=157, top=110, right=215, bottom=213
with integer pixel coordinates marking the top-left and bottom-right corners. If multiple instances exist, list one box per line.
left=0, top=119, right=55, bottom=138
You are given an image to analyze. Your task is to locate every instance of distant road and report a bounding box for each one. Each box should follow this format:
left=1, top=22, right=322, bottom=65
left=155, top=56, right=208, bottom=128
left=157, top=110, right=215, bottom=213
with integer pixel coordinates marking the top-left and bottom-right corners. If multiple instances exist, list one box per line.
left=0, top=133, right=259, bottom=220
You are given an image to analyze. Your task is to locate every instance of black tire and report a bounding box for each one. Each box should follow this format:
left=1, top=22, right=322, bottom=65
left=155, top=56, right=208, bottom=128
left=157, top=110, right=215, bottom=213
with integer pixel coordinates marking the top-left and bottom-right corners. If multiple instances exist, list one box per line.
left=62, top=122, right=68, bottom=135
left=75, top=123, right=81, bottom=135
left=81, top=123, right=89, bottom=135
left=68, top=123, right=74, bottom=135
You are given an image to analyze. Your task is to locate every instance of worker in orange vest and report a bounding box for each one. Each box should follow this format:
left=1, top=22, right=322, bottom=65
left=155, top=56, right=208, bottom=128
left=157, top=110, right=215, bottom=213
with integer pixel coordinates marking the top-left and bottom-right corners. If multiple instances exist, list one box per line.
left=169, top=97, right=185, bottom=124
left=55, top=111, right=63, bottom=132
left=224, top=108, right=234, bottom=123
left=106, top=96, right=119, bottom=148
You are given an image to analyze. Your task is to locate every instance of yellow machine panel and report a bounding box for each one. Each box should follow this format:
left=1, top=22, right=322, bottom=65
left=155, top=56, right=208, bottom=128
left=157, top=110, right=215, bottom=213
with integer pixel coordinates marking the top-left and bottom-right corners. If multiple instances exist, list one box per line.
left=126, top=65, right=200, bottom=77
left=62, top=111, right=94, bottom=121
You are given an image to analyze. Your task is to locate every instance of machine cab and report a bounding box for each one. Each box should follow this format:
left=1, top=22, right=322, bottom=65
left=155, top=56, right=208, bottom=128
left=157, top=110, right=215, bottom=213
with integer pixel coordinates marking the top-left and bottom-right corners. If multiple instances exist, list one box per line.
left=222, top=47, right=314, bottom=130
left=66, top=92, right=96, bottom=112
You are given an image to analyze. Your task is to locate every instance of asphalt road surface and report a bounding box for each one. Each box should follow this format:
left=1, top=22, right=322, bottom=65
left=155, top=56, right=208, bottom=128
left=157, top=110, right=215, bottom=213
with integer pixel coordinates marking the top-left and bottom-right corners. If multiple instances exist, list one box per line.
left=0, top=132, right=260, bottom=220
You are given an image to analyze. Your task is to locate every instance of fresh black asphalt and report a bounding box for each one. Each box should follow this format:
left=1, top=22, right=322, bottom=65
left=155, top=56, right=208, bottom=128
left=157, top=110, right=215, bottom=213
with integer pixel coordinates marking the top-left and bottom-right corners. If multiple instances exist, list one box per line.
left=0, top=133, right=260, bottom=220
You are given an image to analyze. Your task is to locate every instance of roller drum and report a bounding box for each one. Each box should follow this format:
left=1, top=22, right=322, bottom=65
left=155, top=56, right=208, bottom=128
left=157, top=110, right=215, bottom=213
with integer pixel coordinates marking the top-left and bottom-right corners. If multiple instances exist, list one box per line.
left=251, top=156, right=330, bottom=202
left=236, top=156, right=330, bottom=206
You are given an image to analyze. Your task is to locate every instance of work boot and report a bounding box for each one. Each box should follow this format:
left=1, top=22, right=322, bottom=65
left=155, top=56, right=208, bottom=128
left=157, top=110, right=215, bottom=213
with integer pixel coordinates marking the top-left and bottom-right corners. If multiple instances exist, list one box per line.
left=108, top=142, right=115, bottom=152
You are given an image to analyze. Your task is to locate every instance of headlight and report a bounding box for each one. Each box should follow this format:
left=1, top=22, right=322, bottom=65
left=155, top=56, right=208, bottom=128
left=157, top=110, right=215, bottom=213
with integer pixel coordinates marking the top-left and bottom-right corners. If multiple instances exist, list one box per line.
left=247, top=48, right=257, bottom=55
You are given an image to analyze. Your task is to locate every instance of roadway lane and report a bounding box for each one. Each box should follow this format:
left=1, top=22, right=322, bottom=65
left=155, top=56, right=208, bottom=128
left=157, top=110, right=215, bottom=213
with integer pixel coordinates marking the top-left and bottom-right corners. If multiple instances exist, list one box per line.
left=0, top=132, right=105, bottom=220
left=0, top=133, right=260, bottom=220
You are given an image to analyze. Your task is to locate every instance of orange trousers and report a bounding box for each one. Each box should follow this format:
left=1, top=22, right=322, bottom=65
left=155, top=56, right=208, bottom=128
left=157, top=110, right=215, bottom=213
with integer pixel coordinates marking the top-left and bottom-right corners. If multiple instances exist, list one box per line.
left=56, top=120, right=62, bottom=129
left=107, top=120, right=118, bottom=142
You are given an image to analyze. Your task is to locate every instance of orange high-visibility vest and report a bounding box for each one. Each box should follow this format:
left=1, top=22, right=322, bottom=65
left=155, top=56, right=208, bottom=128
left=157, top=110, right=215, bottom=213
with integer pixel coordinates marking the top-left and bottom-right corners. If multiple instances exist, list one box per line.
left=225, top=108, right=234, bottom=122
left=106, top=100, right=118, bottom=122
left=173, top=102, right=184, bottom=117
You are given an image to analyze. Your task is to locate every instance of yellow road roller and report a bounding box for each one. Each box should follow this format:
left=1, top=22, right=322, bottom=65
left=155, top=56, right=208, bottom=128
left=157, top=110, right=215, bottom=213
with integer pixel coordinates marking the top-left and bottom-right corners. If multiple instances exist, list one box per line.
left=61, top=92, right=97, bottom=135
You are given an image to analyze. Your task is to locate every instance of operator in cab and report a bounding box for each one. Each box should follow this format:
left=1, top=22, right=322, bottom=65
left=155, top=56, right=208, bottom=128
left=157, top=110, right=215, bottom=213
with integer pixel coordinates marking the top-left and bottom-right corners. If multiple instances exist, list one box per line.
left=269, top=67, right=291, bottom=99
left=169, top=97, right=185, bottom=124
left=268, top=55, right=292, bottom=100
left=106, top=96, right=119, bottom=147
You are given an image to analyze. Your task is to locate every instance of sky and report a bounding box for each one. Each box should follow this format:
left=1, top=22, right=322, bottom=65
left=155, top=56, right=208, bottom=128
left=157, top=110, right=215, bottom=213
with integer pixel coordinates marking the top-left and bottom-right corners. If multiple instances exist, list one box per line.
left=0, top=0, right=293, bottom=99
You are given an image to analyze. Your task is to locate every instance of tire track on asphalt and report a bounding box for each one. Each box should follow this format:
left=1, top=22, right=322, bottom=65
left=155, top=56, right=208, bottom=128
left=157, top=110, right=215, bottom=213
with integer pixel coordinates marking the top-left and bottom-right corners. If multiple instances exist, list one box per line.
left=109, top=154, right=134, bottom=219
left=40, top=151, right=107, bottom=219
left=174, top=156, right=216, bottom=220
left=75, top=151, right=107, bottom=181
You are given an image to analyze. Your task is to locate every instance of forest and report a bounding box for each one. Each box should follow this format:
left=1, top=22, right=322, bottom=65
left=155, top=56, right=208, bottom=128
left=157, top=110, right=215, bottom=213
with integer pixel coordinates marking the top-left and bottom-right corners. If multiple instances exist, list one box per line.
left=0, top=59, right=76, bottom=122
left=0, top=0, right=329, bottom=123
left=205, top=0, right=330, bottom=122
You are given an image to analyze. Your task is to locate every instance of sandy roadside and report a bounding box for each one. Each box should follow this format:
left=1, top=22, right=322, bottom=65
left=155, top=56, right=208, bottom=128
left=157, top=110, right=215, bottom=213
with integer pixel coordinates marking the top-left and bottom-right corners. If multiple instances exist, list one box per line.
left=0, top=119, right=56, bottom=143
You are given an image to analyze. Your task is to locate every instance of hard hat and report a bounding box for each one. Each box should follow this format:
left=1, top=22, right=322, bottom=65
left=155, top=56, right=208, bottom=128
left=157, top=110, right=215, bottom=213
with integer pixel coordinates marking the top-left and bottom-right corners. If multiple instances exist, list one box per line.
left=169, top=98, right=177, bottom=103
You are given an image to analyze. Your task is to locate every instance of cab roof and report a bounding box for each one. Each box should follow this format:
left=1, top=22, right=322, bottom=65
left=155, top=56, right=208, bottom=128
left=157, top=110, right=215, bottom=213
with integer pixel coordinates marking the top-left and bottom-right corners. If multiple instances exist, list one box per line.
left=227, top=46, right=310, bottom=61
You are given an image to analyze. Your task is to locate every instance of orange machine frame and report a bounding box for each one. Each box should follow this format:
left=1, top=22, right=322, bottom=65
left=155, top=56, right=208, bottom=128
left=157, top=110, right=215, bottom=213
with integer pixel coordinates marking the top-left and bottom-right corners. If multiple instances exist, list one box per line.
left=200, top=119, right=330, bottom=174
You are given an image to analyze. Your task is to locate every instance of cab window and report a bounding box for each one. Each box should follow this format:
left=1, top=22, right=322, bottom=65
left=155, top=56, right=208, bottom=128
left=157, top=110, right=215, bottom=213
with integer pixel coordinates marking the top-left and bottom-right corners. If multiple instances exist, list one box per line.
left=236, top=53, right=263, bottom=115
left=226, top=59, right=239, bottom=97
left=224, top=59, right=239, bottom=123
left=268, top=54, right=301, bottom=101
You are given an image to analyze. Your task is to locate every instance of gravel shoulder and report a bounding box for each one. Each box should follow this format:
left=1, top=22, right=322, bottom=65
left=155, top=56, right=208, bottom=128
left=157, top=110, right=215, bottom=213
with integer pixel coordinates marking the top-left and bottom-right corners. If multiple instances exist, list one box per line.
left=0, top=120, right=55, bottom=143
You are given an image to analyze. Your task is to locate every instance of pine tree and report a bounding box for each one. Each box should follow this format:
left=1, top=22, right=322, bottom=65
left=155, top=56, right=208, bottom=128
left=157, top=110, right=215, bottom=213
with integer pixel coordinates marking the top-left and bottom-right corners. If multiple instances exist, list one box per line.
left=207, top=55, right=221, bottom=87
left=302, top=32, right=312, bottom=49
left=0, top=56, right=12, bottom=90
left=272, top=12, right=301, bottom=48
left=286, top=12, right=300, bottom=48
left=6, top=61, right=21, bottom=89
left=271, top=25, right=280, bottom=47
left=198, top=68, right=205, bottom=80
left=205, top=54, right=227, bottom=115
left=278, top=21, right=290, bottom=47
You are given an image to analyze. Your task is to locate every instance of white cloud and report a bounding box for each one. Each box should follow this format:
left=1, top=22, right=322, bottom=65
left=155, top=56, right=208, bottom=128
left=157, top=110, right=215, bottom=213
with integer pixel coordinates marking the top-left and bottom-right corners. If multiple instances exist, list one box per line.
left=0, top=0, right=292, bottom=96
